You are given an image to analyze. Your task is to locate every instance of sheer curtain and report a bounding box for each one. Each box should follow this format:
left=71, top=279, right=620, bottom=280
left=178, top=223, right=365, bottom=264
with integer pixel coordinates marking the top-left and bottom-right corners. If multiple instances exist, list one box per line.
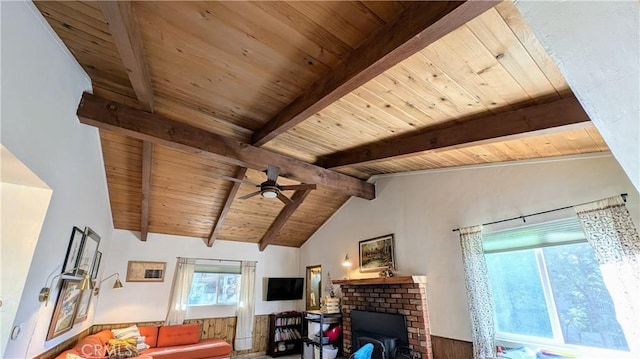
left=165, top=257, right=196, bottom=325
left=235, top=261, right=256, bottom=350
left=459, top=225, right=495, bottom=359
left=575, top=196, right=640, bottom=355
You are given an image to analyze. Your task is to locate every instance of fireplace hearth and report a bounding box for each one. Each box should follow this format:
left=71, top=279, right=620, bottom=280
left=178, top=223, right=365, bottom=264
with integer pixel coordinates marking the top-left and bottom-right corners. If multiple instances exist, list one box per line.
left=334, top=276, right=432, bottom=359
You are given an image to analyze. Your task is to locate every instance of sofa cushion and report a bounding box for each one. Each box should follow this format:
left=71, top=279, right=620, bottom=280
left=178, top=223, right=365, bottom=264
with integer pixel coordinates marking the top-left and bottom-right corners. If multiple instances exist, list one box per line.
left=157, top=324, right=200, bottom=347
left=139, top=326, right=159, bottom=348
left=143, top=338, right=232, bottom=359
left=74, top=330, right=113, bottom=357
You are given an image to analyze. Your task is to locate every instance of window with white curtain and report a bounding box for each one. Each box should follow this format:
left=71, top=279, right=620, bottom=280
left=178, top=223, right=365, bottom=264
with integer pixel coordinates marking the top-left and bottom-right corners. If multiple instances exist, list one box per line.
left=484, top=218, right=630, bottom=356
left=188, top=262, right=241, bottom=306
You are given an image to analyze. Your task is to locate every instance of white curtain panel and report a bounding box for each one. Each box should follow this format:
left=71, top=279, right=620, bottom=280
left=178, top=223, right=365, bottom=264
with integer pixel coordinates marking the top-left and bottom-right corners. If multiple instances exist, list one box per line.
left=575, top=196, right=640, bottom=355
left=459, top=225, right=496, bottom=359
left=165, top=257, right=196, bottom=325
left=235, top=261, right=257, bottom=351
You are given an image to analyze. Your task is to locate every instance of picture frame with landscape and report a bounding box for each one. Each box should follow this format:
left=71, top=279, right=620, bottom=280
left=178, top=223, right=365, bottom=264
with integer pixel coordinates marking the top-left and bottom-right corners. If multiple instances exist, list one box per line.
left=359, top=234, right=395, bottom=272
left=46, top=279, right=82, bottom=340
left=73, top=283, right=93, bottom=324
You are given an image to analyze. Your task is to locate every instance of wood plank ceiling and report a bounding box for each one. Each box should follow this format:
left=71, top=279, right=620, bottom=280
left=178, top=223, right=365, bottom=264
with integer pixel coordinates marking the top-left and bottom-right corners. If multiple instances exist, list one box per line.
left=34, top=1, right=608, bottom=249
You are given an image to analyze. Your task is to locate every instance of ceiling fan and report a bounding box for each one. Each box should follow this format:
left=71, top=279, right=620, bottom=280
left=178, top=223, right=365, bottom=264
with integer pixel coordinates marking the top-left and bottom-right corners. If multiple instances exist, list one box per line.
left=223, top=165, right=316, bottom=205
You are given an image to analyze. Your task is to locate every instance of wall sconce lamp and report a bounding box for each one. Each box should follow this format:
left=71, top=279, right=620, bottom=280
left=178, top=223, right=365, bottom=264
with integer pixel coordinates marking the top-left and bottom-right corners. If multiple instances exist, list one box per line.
left=93, top=273, right=124, bottom=296
left=39, top=267, right=92, bottom=304
left=342, top=254, right=352, bottom=279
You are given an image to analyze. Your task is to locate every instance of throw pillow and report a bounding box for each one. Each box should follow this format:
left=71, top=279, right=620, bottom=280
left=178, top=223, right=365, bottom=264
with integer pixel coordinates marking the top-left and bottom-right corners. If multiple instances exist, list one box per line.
left=136, top=335, right=150, bottom=351
left=107, top=338, right=138, bottom=359
left=111, top=325, right=141, bottom=340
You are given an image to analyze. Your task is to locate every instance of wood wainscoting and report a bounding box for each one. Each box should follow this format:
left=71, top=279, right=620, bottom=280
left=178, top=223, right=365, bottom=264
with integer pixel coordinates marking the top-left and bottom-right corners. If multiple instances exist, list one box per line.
left=430, top=335, right=473, bottom=359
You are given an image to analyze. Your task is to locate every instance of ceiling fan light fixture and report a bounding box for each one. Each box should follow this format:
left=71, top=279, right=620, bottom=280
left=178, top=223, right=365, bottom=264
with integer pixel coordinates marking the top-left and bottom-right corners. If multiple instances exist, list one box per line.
left=261, top=189, right=278, bottom=199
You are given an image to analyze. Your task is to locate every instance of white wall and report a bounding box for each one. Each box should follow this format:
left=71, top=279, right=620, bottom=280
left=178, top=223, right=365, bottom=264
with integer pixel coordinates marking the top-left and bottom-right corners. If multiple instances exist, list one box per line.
left=1, top=147, right=53, bottom=357
left=515, top=1, right=640, bottom=192
left=94, top=230, right=301, bottom=324
left=300, top=154, right=640, bottom=341
left=1, top=2, right=112, bottom=358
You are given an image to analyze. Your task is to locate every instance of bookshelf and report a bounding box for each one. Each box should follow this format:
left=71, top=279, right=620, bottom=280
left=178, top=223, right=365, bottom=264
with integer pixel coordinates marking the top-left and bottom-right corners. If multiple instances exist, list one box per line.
left=268, top=311, right=302, bottom=357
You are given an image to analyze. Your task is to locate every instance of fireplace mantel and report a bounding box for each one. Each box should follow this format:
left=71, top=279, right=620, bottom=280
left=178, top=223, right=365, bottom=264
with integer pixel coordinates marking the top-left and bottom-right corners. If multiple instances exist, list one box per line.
left=333, top=275, right=427, bottom=286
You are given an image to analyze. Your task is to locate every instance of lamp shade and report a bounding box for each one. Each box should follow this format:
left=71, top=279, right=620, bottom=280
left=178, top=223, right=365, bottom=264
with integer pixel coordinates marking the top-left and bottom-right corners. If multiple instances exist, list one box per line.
left=342, top=254, right=352, bottom=267
left=113, top=278, right=124, bottom=289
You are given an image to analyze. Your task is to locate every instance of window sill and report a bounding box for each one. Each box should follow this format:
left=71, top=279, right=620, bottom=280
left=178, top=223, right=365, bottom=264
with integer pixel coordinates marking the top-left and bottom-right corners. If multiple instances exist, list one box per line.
left=496, top=338, right=634, bottom=359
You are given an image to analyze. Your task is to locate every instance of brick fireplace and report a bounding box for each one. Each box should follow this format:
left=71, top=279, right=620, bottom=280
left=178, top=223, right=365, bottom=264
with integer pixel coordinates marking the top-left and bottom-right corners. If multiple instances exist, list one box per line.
left=333, top=276, right=432, bottom=359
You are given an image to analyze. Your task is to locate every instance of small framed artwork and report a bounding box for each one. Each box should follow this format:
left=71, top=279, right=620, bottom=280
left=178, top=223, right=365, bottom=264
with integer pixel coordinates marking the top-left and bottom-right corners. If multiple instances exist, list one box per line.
left=46, top=279, right=83, bottom=340
left=74, top=282, right=94, bottom=324
left=90, top=251, right=102, bottom=280
left=306, top=265, right=322, bottom=310
left=76, top=227, right=100, bottom=276
left=126, top=261, right=166, bottom=282
left=62, top=227, right=85, bottom=274
left=359, top=234, right=396, bottom=272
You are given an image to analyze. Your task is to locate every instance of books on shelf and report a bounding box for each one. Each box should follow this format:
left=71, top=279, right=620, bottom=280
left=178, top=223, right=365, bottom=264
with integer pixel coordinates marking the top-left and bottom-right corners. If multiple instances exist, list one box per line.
left=274, top=327, right=302, bottom=341
left=275, top=316, right=301, bottom=326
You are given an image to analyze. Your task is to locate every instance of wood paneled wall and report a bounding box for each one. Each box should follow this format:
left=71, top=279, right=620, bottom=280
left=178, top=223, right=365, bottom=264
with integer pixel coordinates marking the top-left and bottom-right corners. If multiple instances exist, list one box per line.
left=430, top=335, right=473, bottom=359
left=37, top=315, right=269, bottom=359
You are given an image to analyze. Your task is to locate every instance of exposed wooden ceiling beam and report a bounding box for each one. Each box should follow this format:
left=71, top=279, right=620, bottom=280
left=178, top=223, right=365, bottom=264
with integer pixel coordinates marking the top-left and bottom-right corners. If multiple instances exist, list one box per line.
left=140, top=141, right=153, bottom=241
left=100, top=1, right=154, bottom=112
left=77, top=93, right=375, bottom=200
left=251, top=1, right=500, bottom=146
left=317, top=96, right=593, bottom=169
left=207, top=167, right=248, bottom=247
left=258, top=190, right=312, bottom=251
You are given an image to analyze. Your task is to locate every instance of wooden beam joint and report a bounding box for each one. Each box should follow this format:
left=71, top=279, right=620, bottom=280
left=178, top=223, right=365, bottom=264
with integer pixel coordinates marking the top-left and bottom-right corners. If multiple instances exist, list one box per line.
left=207, top=167, right=248, bottom=247
left=258, top=190, right=312, bottom=251
left=77, top=93, right=375, bottom=200
left=251, top=1, right=500, bottom=146
left=100, top=1, right=154, bottom=112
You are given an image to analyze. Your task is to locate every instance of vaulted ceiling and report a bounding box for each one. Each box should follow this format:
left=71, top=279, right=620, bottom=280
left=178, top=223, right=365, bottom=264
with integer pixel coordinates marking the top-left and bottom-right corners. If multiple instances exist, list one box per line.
left=35, top=1, right=608, bottom=249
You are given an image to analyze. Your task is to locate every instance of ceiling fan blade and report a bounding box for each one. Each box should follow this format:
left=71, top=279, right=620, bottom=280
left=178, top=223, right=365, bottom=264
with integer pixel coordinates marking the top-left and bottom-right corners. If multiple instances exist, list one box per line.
left=221, top=176, right=259, bottom=186
left=238, top=191, right=261, bottom=200
left=279, top=184, right=317, bottom=191
left=266, top=165, right=280, bottom=182
left=277, top=192, right=293, bottom=205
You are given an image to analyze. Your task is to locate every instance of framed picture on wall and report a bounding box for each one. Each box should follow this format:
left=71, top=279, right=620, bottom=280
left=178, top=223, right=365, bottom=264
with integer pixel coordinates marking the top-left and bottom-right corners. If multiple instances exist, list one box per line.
left=74, top=283, right=93, bottom=324
left=90, top=251, right=102, bottom=280
left=306, top=265, right=322, bottom=310
left=359, top=234, right=395, bottom=272
left=46, top=279, right=82, bottom=340
left=76, top=227, right=100, bottom=276
left=62, top=227, right=85, bottom=274
left=126, top=261, right=166, bottom=282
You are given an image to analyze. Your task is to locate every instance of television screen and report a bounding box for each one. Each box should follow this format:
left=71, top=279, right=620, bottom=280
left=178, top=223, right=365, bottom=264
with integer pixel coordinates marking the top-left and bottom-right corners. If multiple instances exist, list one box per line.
left=266, top=277, right=304, bottom=301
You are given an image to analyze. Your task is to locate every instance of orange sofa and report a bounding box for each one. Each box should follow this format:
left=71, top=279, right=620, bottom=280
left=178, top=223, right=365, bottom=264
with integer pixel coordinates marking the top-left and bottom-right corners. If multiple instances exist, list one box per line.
left=55, top=324, right=232, bottom=359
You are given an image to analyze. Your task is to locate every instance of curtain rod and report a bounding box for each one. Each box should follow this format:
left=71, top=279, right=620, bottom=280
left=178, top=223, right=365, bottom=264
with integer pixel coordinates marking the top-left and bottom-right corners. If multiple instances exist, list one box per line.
left=177, top=257, right=257, bottom=263
left=452, top=193, right=628, bottom=232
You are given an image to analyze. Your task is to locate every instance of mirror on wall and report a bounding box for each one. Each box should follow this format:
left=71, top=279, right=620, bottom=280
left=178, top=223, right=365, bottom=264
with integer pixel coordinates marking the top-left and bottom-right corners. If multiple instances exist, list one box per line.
left=306, top=265, right=322, bottom=310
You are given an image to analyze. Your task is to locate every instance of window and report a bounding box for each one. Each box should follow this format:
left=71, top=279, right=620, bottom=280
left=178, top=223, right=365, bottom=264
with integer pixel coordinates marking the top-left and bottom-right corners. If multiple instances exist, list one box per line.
left=188, top=262, right=241, bottom=306
left=484, top=218, right=629, bottom=354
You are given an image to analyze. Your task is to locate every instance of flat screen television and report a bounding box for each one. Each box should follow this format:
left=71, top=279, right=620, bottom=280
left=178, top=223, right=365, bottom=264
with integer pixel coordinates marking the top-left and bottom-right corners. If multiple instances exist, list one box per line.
left=266, top=277, right=304, bottom=301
